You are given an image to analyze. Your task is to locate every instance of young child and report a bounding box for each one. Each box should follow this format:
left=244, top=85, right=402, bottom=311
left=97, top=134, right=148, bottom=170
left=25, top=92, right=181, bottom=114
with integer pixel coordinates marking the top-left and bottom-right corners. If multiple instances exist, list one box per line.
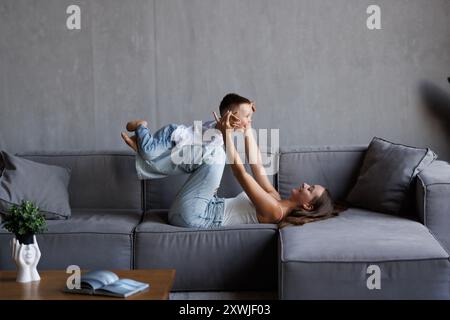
left=121, top=93, right=256, bottom=179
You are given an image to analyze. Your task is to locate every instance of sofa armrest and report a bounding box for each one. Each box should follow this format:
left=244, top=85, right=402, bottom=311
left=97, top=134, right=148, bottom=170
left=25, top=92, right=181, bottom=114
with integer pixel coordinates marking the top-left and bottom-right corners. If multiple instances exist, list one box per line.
left=416, top=160, right=450, bottom=253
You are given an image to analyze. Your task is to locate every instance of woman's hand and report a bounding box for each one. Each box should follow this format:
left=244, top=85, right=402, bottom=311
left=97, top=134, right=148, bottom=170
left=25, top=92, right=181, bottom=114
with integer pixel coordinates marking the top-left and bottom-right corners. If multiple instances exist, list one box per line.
left=212, top=111, right=241, bottom=135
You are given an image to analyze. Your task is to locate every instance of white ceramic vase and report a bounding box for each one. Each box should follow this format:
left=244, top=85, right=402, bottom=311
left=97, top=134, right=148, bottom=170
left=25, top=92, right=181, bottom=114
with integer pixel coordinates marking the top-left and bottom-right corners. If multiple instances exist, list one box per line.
left=11, top=235, right=41, bottom=283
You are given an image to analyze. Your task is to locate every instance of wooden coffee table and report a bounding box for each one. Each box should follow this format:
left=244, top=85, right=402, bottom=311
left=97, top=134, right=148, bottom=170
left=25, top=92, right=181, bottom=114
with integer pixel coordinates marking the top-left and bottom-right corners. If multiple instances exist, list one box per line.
left=0, top=269, right=175, bottom=300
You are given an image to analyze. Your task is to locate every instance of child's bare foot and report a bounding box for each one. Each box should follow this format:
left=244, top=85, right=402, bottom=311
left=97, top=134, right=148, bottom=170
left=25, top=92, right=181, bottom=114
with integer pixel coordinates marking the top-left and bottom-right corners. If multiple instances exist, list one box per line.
left=121, top=132, right=138, bottom=152
left=126, top=120, right=148, bottom=132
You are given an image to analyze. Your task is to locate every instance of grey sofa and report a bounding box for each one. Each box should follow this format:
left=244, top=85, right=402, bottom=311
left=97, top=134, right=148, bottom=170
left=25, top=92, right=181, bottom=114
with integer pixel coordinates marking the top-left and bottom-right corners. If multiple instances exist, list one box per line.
left=1, top=146, right=449, bottom=299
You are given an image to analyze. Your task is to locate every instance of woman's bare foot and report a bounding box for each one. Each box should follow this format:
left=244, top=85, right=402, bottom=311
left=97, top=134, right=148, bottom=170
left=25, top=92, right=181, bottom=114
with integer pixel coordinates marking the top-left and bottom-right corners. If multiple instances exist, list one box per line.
left=126, top=120, right=148, bottom=132
left=121, top=132, right=138, bottom=152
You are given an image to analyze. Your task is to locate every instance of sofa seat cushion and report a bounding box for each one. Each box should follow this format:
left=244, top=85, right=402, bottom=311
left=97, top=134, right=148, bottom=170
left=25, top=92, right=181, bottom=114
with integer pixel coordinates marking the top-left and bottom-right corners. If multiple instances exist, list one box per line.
left=43, top=209, right=142, bottom=234
left=134, top=210, right=278, bottom=291
left=279, top=208, right=450, bottom=299
left=0, top=209, right=142, bottom=270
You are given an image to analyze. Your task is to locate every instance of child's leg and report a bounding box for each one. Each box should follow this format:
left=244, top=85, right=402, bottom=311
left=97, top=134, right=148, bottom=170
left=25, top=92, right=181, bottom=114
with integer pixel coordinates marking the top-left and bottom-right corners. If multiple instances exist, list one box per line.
left=126, top=120, right=147, bottom=132
left=121, top=132, right=138, bottom=152
left=135, top=123, right=178, bottom=161
left=132, top=122, right=223, bottom=180
left=168, top=146, right=226, bottom=228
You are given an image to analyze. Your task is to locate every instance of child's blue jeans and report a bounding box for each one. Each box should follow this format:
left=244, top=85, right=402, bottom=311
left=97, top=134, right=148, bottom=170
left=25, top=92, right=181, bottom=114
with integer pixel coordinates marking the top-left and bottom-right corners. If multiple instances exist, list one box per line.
left=135, top=124, right=226, bottom=228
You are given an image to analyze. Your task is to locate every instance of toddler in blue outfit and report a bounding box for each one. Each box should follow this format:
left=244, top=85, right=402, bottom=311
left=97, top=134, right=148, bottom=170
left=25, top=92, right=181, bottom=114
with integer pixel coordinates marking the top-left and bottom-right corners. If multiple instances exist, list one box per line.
left=121, top=119, right=223, bottom=179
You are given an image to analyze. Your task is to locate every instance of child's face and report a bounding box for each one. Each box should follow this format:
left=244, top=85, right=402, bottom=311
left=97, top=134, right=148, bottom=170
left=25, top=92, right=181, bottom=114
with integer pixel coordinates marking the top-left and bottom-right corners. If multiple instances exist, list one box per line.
left=232, top=103, right=255, bottom=129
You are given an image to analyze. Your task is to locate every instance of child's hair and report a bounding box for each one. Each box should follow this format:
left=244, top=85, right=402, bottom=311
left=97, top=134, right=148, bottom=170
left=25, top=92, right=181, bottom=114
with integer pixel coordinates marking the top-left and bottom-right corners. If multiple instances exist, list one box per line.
left=219, top=93, right=251, bottom=116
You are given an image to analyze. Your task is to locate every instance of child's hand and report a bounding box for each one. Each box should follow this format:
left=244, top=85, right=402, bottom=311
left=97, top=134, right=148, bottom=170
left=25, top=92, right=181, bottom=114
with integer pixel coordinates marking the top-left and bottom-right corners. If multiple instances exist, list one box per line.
left=213, top=111, right=241, bottom=134
left=230, top=111, right=248, bottom=133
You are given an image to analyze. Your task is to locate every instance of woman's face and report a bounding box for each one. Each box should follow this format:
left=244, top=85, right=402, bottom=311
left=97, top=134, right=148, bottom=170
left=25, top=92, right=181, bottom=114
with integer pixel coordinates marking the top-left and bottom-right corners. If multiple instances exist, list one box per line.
left=290, top=183, right=326, bottom=210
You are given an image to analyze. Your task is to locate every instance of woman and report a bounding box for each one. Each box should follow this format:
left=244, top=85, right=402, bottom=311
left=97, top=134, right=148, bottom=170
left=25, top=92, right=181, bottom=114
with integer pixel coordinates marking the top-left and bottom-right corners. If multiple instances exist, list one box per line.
left=166, top=110, right=339, bottom=229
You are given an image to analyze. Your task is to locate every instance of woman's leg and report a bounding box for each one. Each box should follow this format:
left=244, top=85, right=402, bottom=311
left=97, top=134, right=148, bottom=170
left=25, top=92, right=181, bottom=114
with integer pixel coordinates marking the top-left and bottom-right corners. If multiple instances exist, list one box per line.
left=168, top=145, right=226, bottom=228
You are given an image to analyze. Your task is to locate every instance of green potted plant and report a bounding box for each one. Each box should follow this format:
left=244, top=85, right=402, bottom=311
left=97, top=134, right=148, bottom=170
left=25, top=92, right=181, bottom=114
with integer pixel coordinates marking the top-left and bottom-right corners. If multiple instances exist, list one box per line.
left=2, top=200, right=47, bottom=244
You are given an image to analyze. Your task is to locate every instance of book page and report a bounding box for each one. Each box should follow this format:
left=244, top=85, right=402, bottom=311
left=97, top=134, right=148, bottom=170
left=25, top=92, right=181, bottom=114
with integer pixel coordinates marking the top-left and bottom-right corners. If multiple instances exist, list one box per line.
left=96, top=279, right=149, bottom=297
left=81, top=270, right=119, bottom=290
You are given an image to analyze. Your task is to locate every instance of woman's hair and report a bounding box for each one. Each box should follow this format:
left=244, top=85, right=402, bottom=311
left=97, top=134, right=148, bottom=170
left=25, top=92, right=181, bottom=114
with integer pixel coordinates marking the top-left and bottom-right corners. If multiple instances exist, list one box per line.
left=278, top=189, right=346, bottom=228
left=219, top=93, right=251, bottom=116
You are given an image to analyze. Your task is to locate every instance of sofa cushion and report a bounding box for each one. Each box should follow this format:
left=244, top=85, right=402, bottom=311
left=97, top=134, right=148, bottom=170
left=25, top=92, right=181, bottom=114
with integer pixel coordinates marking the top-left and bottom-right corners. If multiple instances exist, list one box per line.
left=0, top=209, right=141, bottom=270
left=346, top=137, right=437, bottom=215
left=279, top=208, right=450, bottom=299
left=0, top=151, right=71, bottom=219
left=41, top=209, right=141, bottom=234
left=416, top=160, right=450, bottom=254
left=18, top=151, right=142, bottom=210
left=278, top=146, right=366, bottom=201
left=134, top=210, right=278, bottom=291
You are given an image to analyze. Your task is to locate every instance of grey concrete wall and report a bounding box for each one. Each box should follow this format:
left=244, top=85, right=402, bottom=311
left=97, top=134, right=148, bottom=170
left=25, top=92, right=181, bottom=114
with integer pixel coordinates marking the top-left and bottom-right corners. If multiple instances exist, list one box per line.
left=1, top=0, right=449, bottom=160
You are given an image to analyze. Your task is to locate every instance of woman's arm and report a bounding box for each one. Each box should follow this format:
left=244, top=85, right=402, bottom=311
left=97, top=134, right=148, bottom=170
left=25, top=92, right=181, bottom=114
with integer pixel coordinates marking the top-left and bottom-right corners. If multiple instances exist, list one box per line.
left=243, top=126, right=281, bottom=201
left=214, top=112, right=282, bottom=223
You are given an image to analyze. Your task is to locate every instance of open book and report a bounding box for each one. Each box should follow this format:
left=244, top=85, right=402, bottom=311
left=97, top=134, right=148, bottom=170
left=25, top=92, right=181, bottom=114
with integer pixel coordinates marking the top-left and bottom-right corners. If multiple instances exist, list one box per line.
left=63, top=270, right=149, bottom=298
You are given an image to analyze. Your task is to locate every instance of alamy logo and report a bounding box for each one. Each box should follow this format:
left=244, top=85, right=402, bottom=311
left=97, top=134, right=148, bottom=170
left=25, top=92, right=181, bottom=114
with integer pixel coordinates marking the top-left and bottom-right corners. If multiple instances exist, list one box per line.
left=66, top=265, right=81, bottom=289
left=65, top=5, right=380, bottom=32
left=366, top=264, right=381, bottom=290
left=169, top=121, right=279, bottom=175
left=66, top=5, right=81, bottom=30
left=367, top=5, right=382, bottom=30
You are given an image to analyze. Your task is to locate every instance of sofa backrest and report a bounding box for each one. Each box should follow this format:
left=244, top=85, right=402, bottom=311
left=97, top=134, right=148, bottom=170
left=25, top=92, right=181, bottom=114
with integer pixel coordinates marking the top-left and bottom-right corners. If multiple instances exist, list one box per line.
left=16, top=147, right=367, bottom=211
left=18, top=151, right=142, bottom=210
left=145, top=146, right=367, bottom=210
left=278, top=146, right=367, bottom=202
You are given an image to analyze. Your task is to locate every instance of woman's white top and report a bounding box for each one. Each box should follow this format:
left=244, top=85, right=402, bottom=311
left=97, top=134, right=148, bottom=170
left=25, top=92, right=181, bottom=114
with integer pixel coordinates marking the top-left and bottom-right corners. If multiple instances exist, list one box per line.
left=222, top=192, right=259, bottom=226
